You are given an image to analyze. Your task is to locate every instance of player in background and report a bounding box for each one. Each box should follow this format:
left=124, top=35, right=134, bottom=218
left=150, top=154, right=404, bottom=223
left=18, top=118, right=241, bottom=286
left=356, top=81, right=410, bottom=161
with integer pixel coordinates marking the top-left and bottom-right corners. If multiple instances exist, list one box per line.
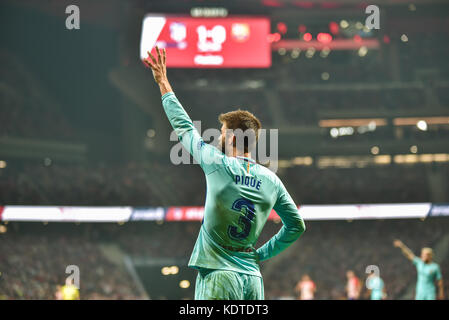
left=366, top=270, right=387, bottom=300
left=143, top=47, right=305, bottom=300
left=294, top=274, right=316, bottom=300
left=57, top=278, right=80, bottom=300
left=345, top=270, right=362, bottom=300
left=393, top=239, right=444, bottom=300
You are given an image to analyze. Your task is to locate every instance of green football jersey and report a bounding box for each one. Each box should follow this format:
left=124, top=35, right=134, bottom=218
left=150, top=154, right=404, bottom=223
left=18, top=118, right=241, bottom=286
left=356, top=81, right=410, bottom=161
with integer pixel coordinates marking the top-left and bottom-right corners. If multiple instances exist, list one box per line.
left=413, top=257, right=442, bottom=300
left=367, top=276, right=384, bottom=300
left=162, top=92, right=306, bottom=277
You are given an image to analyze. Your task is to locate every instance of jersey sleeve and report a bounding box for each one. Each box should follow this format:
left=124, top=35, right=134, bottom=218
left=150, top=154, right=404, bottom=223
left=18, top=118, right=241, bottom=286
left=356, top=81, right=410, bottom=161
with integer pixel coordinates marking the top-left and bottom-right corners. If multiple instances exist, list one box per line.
left=162, top=92, right=224, bottom=175
left=256, top=178, right=305, bottom=262
left=412, top=256, right=421, bottom=266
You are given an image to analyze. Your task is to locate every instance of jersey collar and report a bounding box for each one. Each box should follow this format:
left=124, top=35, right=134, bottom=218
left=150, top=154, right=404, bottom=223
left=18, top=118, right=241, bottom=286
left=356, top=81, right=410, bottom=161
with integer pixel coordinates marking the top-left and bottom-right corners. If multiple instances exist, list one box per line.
left=236, top=156, right=257, bottom=164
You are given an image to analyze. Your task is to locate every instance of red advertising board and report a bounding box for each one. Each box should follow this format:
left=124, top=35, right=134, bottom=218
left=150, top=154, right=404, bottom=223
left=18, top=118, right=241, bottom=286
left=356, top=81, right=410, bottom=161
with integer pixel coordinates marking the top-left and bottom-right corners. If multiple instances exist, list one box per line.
left=140, top=15, right=271, bottom=68
left=165, top=206, right=205, bottom=221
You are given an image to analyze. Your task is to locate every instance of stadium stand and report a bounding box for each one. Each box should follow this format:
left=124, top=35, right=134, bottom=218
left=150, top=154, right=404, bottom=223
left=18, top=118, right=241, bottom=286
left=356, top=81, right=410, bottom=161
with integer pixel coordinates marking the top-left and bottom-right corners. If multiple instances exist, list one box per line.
left=1, top=162, right=447, bottom=206
left=1, top=218, right=447, bottom=299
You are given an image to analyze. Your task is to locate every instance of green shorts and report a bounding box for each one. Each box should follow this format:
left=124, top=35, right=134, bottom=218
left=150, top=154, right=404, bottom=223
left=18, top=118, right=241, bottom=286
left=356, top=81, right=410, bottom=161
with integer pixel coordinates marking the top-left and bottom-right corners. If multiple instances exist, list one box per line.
left=194, top=268, right=264, bottom=300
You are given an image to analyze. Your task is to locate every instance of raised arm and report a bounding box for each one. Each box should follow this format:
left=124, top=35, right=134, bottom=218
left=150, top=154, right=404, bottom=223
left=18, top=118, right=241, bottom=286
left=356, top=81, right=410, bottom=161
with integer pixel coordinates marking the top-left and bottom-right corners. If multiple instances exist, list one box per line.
left=256, top=180, right=305, bottom=262
left=143, top=47, right=196, bottom=146
left=143, top=47, right=223, bottom=174
left=393, top=239, right=416, bottom=261
left=143, top=47, right=172, bottom=96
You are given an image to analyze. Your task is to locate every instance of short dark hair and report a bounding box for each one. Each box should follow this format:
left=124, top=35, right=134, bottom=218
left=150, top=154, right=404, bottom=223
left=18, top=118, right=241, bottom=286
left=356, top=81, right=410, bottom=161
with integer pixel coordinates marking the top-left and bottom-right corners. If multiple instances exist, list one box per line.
left=218, top=109, right=262, bottom=153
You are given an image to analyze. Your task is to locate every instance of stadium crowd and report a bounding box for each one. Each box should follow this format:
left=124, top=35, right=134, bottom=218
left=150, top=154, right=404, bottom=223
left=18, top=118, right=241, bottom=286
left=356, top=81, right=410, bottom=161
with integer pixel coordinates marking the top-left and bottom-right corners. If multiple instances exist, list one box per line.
left=260, top=218, right=449, bottom=299
left=0, top=224, right=144, bottom=299
left=1, top=219, right=447, bottom=300
left=0, top=50, right=76, bottom=140
left=1, top=2, right=448, bottom=302
left=1, top=161, right=446, bottom=206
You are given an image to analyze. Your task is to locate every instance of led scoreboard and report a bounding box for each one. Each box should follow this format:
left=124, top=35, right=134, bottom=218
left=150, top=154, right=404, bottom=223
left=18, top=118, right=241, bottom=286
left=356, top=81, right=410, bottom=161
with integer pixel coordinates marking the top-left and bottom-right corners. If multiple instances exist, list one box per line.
left=140, top=15, right=271, bottom=68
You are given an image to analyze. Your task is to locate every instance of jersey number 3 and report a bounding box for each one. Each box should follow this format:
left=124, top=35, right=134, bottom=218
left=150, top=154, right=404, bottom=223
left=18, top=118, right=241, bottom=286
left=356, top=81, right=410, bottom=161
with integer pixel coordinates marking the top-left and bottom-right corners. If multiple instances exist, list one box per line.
left=228, top=198, right=256, bottom=240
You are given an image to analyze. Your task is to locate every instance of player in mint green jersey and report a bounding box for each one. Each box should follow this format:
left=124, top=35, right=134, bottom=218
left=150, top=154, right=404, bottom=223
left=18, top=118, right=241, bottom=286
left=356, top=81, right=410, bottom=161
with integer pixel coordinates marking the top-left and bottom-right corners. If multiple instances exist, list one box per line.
left=393, top=239, right=444, bottom=300
left=366, top=271, right=386, bottom=300
left=143, top=47, right=306, bottom=300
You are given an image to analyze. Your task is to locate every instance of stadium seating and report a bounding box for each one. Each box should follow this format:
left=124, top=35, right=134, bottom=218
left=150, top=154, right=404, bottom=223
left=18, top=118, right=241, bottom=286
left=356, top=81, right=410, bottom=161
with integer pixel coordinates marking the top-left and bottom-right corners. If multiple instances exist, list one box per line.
left=1, top=218, right=447, bottom=299
left=2, top=162, right=447, bottom=206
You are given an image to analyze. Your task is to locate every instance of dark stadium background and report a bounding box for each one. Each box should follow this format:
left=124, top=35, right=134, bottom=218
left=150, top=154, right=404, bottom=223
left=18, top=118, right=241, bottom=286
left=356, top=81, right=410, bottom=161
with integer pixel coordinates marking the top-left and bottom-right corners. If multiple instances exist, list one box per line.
left=0, top=0, right=448, bottom=300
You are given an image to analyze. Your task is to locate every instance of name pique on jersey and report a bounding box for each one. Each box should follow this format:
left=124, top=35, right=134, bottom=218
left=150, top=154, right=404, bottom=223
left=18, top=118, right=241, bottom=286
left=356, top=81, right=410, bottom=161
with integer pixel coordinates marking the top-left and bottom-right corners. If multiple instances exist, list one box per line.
left=234, top=174, right=262, bottom=190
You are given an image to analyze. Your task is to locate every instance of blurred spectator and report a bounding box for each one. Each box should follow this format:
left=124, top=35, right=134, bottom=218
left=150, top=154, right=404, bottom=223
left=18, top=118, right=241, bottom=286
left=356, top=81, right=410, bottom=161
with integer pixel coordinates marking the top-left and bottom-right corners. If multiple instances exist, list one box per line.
left=345, top=270, right=362, bottom=300
left=1, top=218, right=447, bottom=300
left=294, top=274, right=316, bottom=300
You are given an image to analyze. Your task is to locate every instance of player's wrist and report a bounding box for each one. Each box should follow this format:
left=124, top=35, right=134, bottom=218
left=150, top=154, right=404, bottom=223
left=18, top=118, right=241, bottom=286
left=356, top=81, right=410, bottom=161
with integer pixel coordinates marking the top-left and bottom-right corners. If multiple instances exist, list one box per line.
left=158, top=78, right=172, bottom=95
left=158, top=77, right=169, bottom=84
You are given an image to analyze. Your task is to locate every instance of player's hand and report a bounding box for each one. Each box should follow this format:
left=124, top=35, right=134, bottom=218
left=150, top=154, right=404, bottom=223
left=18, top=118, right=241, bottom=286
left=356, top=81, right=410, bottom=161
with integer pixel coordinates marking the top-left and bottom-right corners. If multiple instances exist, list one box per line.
left=393, top=239, right=403, bottom=248
left=143, top=46, right=167, bottom=84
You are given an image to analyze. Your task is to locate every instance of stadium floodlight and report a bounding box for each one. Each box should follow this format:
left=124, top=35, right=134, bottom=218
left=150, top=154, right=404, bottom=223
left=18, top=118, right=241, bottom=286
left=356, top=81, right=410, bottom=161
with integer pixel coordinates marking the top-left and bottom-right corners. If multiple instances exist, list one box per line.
left=340, top=20, right=349, bottom=29
left=358, top=46, right=368, bottom=57
left=317, top=33, right=332, bottom=44
left=321, top=72, right=330, bottom=80
left=320, top=47, right=331, bottom=58
left=330, top=128, right=339, bottom=138
left=303, top=32, right=312, bottom=42
left=44, top=157, right=52, bottom=166
left=195, top=79, right=208, bottom=87
left=243, top=80, right=265, bottom=89
left=179, top=280, right=190, bottom=289
left=161, top=267, right=171, bottom=275
left=170, top=266, right=179, bottom=275
left=417, top=120, right=428, bottom=131
left=305, top=47, right=315, bottom=58
left=291, top=49, right=300, bottom=59
left=147, top=129, right=156, bottom=138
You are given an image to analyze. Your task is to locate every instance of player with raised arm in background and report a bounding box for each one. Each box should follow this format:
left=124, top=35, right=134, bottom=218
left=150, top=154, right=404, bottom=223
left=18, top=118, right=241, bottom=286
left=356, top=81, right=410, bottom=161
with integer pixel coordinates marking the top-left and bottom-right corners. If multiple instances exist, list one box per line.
left=393, top=239, right=444, bottom=300
left=143, top=47, right=305, bottom=300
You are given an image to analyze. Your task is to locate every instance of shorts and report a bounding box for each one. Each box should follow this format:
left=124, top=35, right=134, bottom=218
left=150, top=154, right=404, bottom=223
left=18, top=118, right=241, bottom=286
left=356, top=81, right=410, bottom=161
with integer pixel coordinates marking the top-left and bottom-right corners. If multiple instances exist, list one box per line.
left=194, top=268, right=264, bottom=300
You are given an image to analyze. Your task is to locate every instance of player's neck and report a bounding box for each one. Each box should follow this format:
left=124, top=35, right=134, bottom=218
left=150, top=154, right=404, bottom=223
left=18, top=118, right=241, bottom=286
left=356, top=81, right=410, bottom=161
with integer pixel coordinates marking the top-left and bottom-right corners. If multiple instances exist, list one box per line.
left=233, top=149, right=252, bottom=159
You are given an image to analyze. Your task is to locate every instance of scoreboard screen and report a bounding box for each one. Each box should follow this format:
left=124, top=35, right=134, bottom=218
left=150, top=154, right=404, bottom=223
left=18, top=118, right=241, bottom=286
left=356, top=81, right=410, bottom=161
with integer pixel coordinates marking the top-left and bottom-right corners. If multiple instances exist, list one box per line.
left=140, top=14, right=271, bottom=68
